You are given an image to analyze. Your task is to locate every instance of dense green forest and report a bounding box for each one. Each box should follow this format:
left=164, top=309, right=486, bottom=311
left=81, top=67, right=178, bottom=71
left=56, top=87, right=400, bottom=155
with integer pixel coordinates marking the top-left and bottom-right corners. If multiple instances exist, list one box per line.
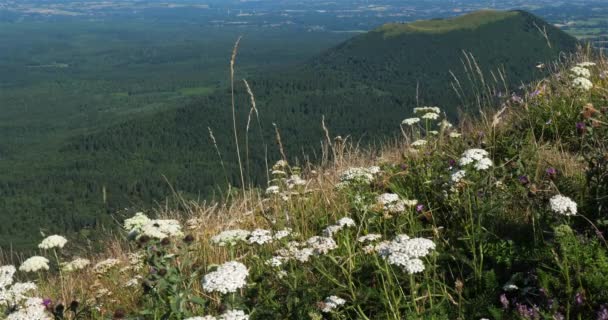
left=0, top=10, right=578, bottom=248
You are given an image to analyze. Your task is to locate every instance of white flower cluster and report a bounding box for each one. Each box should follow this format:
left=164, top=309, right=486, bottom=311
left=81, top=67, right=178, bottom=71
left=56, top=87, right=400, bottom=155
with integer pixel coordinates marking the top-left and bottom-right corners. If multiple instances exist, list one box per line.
left=38, top=235, right=68, bottom=250
left=211, top=229, right=250, bottom=246
left=19, top=256, right=49, bottom=273
left=6, top=297, right=50, bottom=320
left=572, top=77, right=593, bottom=91
left=275, top=242, right=314, bottom=263
left=306, top=236, right=338, bottom=254
left=570, top=64, right=594, bottom=91
left=570, top=66, right=591, bottom=78
left=248, top=229, right=273, bottom=245
left=0, top=265, right=49, bottom=319
left=186, top=310, right=249, bottom=320
left=320, top=295, right=346, bottom=313
left=61, top=258, right=90, bottom=272
left=339, top=166, right=381, bottom=185
left=411, top=139, right=427, bottom=147
left=449, top=132, right=462, bottom=138
left=323, top=217, right=355, bottom=237
left=401, top=117, right=420, bottom=126
left=377, top=193, right=416, bottom=214
left=124, top=212, right=183, bottom=239
left=549, top=195, right=577, bottom=216
left=376, top=235, right=436, bottom=274
left=202, top=261, right=249, bottom=294
left=421, top=112, right=440, bottom=120
left=357, top=234, right=382, bottom=243
left=459, top=149, right=493, bottom=170
left=93, top=258, right=121, bottom=274
left=451, top=170, right=466, bottom=183
left=413, top=106, right=441, bottom=114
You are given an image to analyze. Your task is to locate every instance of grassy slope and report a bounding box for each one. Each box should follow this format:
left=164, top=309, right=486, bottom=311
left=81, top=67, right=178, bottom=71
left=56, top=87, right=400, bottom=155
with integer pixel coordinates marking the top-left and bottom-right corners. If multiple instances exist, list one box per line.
left=5, top=50, right=608, bottom=319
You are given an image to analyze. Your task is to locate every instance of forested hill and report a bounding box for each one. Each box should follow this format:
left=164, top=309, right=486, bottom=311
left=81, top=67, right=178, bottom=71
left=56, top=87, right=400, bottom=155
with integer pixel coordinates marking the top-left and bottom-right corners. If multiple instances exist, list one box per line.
left=0, top=10, right=578, bottom=249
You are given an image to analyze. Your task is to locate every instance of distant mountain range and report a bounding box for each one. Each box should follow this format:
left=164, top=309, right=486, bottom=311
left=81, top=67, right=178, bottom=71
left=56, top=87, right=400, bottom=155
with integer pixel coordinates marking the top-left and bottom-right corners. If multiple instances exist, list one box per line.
left=0, top=10, right=578, bottom=248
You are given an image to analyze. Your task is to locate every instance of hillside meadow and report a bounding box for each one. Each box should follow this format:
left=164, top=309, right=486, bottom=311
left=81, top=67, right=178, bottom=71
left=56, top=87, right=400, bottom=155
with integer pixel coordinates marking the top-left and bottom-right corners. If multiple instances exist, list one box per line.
left=0, top=47, right=607, bottom=319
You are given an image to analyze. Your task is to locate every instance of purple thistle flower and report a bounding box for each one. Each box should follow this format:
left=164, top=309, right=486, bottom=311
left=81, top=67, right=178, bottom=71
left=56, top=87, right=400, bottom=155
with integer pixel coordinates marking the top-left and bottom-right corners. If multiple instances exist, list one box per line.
left=519, top=175, right=530, bottom=185
left=416, top=204, right=424, bottom=212
left=576, top=122, right=586, bottom=134
left=448, top=159, right=456, bottom=167
left=500, top=293, right=509, bottom=309
left=43, top=298, right=52, bottom=308
left=546, top=167, right=557, bottom=177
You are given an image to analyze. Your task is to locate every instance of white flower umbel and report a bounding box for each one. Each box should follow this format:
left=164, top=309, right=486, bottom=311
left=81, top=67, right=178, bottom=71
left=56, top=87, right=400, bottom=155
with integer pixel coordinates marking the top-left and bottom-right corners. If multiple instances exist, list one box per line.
left=19, top=257, right=49, bottom=273
left=124, top=212, right=151, bottom=232
left=339, top=167, right=379, bottom=184
left=306, top=236, right=337, bottom=255
left=402, top=117, right=420, bottom=126
left=411, top=139, right=427, bottom=147
left=219, top=310, right=249, bottom=320
left=549, top=195, right=577, bottom=216
left=38, top=235, right=68, bottom=250
left=0, top=265, right=16, bottom=288
left=185, top=317, right=216, bottom=320
left=211, top=229, right=250, bottom=246
left=93, top=258, right=121, bottom=274
left=61, top=258, right=90, bottom=272
left=377, top=235, right=436, bottom=274
left=202, top=261, right=249, bottom=294
left=377, top=193, right=408, bottom=213
left=421, top=112, right=440, bottom=120
left=142, top=219, right=183, bottom=239
left=320, top=295, right=346, bottom=313
left=6, top=297, right=51, bottom=320
left=248, top=229, right=273, bottom=245
left=265, top=186, right=280, bottom=195
left=570, top=66, right=591, bottom=78
left=323, top=217, right=356, bottom=237
left=451, top=170, right=466, bottom=183
left=414, top=106, right=441, bottom=114
left=337, top=217, right=355, bottom=228
left=2, top=282, right=37, bottom=305
left=273, top=228, right=292, bottom=240
left=357, top=234, right=382, bottom=243
left=459, top=148, right=493, bottom=171
left=449, top=132, right=462, bottom=138
left=572, top=77, right=593, bottom=91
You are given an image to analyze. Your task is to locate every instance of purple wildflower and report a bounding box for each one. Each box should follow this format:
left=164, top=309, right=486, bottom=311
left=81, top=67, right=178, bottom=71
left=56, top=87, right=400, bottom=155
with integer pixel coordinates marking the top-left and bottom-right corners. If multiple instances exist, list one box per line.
left=43, top=298, right=52, bottom=308
left=416, top=204, right=424, bottom=212
left=597, top=305, right=608, bottom=320
left=400, top=163, right=408, bottom=171
left=546, top=167, right=557, bottom=178
left=500, top=293, right=509, bottom=309
left=576, top=122, right=586, bottom=134
left=519, top=175, right=530, bottom=185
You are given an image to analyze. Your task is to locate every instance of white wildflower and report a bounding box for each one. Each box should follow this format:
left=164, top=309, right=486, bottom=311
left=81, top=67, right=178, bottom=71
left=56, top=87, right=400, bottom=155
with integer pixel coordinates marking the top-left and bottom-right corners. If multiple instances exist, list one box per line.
left=549, top=195, right=577, bottom=216
left=273, top=228, right=292, bottom=240
left=440, top=120, right=453, bottom=129
left=19, top=256, right=49, bottom=273
left=306, top=236, right=337, bottom=254
left=185, top=316, right=216, bottom=320
left=320, top=295, right=346, bottom=313
left=124, top=212, right=151, bottom=232
left=6, top=297, right=51, bottom=320
left=421, top=112, right=440, bottom=120
left=219, top=310, right=249, bottom=320
left=411, top=139, right=427, bottom=147
left=459, top=148, right=493, bottom=170
left=402, top=117, right=420, bottom=126
left=570, top=66, right=591, bottom=78
left=38, top=235, right=68, bottom=250
left=572, top=77, right=593, bottom=91
left=248, top=229, right=273, bottom=245
left=357, top=234, right=382, bottom=243
left=293, top=247, right=314, bottom=262
left=61, top=258, right=90, bottom=272
left=0, top=265, right=16, bottom=288
left=377, top=193, right=407, bottom=213
left=265, top=257, right=284, bottom=267
left=339, top=167, right=375, bottom=184
left=1, top=282, right=37, bottom=305
left=449, top=132, right=462, bottom=138
left=414, top=106, right=441, bottom=114
left=266, top=186, right=280, bottom=194
left=202, top=261, right=249, bottom=294
left=377, top=235, right=436, bottom=274
left=474, top=158, right=494, bottom=170
left=451, top=170, right=466, bottom=183
left=211, top=229, right=250, bottom=246
left=141, top=219, right=183, bottom=239
left=337, top=217, right=356, bottom=228
left=93, top=258, right=121, bottom=274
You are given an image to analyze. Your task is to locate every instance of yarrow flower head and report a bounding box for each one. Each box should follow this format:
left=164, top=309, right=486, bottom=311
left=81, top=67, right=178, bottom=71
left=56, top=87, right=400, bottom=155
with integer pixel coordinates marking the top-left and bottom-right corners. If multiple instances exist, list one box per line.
left=38, top=235, right=68, bottom=250
left=414, top=106, right=441, bottom=114
left=306, top=236, right=337, bottom=254
left=19, top=256, right=49, bottom=273
left=376, top=234, right=436, bottom=274
left=339, top=166, right=380, bottom=185
left=357, top=234, right=382, bottom=243
left=411, top=139, right=427, bottom=147
left=570, top=66, right=591, bottom=78
left=61, top=258, right=90, bottom=272
left=202, top=261, right=249, bottom=294
left=93, top=258, right=121, bottom=274
left=124, top=212, right=183, bottom=239
left=211, top=229, right=250, bottom=246
left=320, top=295, right=346, bottom=313
left=402, top=117, right=420, bottom=126
left=451, top=170, right=466, bottom=183
left=421, top=112, right=440, bottom=120
left=459, top=148, right=493, bottom=171
left=577, top=61, right=596, bottom=68
left=248, top=229, right=273, bottom=245
left=323, top=217, right=356, bottom=237
left=0, top=265, right=16, bottom=288
left=549, top=195, right=577, bottom=216
left=572, top=77, right=593, bottom=91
